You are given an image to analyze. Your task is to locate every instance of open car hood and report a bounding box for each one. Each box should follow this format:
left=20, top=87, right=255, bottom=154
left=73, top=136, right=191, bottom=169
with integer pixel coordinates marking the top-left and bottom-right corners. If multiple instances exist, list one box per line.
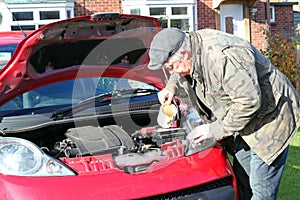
left=0, top=13, right=165, bottom=106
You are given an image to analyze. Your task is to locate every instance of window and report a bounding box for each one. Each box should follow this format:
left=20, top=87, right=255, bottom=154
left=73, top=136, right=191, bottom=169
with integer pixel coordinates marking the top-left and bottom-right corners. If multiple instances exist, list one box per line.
left=150, top=6, right=190, bottom=31
left=40, top=11, right=60, bottom=20
left=12, top=12, right=33, bottom=21
left=67, top=10, right=71, bottom=18
left=225, top=17, right=233, bottom=34
left=170, top=19, right=189, bottom=31
left=0, top=52, right=11, bottom=69
left=0, top=44, right=18, bottom=69
left=0, top=2, right=74, bottom=32
left=171, top=7, right=187, bottom=15
left=158, top=18, right=168, bottom=28
left=270, top=6, right=275, bottom=23
left=150, top=7, right=166, bottom=16
left=0, top=77, right=158, bottom=110
left=11, top=25, right=35, bottom=31
left=122, top=1, right=194, bottom=31
left=130, top=8, right=140, bottom=15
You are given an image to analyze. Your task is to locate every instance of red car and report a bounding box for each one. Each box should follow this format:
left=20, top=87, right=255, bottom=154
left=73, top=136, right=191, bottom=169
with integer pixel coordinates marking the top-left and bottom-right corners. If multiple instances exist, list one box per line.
left=0, top=13, right=237, bottom=200
left=0, top=31, right=28, bottom=70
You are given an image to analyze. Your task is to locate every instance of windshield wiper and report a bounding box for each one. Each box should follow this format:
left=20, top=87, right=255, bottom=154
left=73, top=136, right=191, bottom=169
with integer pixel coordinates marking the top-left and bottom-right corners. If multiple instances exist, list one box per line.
left=51, top=88, right=158, bottom=120
left=51, top=93, right=114, bottom=120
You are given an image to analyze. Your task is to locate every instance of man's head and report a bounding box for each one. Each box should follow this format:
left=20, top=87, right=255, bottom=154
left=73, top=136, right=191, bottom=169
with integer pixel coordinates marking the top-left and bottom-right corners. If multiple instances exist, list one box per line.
left=147, top=28, right=186, bottom=70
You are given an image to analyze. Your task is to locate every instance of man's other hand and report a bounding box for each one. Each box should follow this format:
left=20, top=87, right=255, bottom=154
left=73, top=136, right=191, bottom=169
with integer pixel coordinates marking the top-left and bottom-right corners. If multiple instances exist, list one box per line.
left=187, top=124, right=213, bottom=144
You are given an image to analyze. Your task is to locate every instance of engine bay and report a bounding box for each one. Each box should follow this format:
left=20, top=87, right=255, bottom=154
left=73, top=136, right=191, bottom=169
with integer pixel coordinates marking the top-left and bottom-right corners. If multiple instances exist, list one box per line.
left=51, top=125, right=187, bottom=158
left=0, top=101, right=211, bottom=174
left=52, top=124, right=188, bottom=174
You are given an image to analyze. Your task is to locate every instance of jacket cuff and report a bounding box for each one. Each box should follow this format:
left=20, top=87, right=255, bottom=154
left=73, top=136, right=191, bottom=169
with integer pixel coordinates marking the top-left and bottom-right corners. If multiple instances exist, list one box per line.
left=209, top=120, right=233, bottom=140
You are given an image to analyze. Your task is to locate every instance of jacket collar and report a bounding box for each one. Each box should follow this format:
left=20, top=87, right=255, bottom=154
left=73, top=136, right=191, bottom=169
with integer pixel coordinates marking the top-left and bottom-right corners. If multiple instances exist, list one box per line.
left=189, top=31, right=204, bottom=84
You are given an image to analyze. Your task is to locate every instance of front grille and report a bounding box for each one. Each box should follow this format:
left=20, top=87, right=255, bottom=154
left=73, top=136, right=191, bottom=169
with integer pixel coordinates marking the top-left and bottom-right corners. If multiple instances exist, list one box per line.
left=138, top=176, right=233, bottom=200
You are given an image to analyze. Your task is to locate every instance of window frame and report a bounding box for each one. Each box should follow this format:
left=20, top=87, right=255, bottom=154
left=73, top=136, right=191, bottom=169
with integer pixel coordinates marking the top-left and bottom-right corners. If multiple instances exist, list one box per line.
left=148, top=5, right=191, bottom=31
left=130, top=8, right=141, bottom=15
left=149, top=7, right=166, bottom=16
left=1, top=2, right=74, bottom=32
left=171, top=7, right=188, bottom=15
left=270, top=6, right=275, bottom=23
left=39, top=10, right=60, bottom=20
left=12, top=11, right=34, bottom=21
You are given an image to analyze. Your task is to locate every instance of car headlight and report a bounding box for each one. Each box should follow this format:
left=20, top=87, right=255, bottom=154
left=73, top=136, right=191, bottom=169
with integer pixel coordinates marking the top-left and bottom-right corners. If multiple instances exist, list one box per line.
left=0, top=137, right=76, bottom=176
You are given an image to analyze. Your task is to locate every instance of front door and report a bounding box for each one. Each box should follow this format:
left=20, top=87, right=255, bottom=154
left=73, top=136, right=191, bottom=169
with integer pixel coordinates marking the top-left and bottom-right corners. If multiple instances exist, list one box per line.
left=220, top=4, right=244, bottom=39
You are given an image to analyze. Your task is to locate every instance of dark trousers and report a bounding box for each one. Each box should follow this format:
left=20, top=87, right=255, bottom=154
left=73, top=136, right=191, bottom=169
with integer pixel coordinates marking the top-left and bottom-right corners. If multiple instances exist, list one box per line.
left=221, top=135, right=289, bottom=200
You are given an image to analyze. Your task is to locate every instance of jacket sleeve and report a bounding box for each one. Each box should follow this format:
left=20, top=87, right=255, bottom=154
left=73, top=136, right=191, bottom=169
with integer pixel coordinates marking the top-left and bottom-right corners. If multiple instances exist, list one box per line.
left=209, top=46, right=262, bottom=140
left=164, top=73, right=180, bottom=94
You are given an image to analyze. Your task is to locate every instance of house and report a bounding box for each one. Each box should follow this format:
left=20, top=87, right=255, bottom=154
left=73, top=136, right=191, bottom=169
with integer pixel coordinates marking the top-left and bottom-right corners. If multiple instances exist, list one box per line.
left=75, top=0, right=297, bottom=50
left=0, top=0, right=297, bottom=51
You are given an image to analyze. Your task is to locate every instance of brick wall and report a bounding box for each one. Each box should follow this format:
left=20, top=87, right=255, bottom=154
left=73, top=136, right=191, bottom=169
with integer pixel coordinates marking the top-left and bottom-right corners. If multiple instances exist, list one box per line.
left=75, top=0, right=122, bottom=17
left=270, top=5, right=294, bottom=40
left=249, top=1, right=271, bottom=51
left=250, top=1, right=295, bottom=51
left=197, top=0, right=216, bottom=30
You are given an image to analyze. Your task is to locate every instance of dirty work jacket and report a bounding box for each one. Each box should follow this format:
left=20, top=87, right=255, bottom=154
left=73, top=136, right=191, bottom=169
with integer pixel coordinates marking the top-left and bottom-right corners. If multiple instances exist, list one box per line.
left=165, top=29, right=300, bottom=165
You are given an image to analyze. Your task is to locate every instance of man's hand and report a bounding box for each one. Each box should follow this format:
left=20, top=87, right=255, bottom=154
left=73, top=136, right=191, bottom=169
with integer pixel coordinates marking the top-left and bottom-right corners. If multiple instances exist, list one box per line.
left=157, top=88, right=174, bottom=104
left=187, top=124, right=213, bottom=144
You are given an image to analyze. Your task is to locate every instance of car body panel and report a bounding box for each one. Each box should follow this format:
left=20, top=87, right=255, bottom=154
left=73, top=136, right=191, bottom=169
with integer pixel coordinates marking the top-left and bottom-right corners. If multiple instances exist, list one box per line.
left=0, top=146, right=234, bottom=200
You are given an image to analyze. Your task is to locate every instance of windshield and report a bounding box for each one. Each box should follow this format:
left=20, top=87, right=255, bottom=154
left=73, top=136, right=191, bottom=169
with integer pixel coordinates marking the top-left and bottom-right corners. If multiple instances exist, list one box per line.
left=0, top=77, right=158, bottom=112
left=0, top=44, right=18, bottom=69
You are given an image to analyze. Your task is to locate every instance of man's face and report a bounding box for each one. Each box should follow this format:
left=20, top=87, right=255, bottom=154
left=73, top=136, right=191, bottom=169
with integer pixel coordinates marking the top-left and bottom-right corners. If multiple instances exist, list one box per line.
left=163, top=52, right=191, bottom=76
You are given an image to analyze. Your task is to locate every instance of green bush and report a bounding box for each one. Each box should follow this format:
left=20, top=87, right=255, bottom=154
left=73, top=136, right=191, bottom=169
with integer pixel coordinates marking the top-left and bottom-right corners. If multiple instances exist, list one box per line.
left=260, top=30, right=300, bottom=93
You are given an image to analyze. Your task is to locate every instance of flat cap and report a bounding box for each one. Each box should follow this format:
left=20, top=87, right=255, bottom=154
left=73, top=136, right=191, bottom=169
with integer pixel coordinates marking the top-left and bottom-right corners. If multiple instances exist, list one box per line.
left=147, top=28, right=185, bottom=70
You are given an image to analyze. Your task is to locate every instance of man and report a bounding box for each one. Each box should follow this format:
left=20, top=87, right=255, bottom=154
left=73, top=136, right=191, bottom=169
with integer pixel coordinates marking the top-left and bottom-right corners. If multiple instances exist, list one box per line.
left=147, top=27, right=300, bottom=200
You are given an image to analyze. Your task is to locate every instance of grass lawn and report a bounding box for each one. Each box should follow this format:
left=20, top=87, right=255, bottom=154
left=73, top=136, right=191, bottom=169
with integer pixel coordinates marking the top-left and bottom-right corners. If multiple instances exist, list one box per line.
left=278, top=129, right=300, bottom=200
